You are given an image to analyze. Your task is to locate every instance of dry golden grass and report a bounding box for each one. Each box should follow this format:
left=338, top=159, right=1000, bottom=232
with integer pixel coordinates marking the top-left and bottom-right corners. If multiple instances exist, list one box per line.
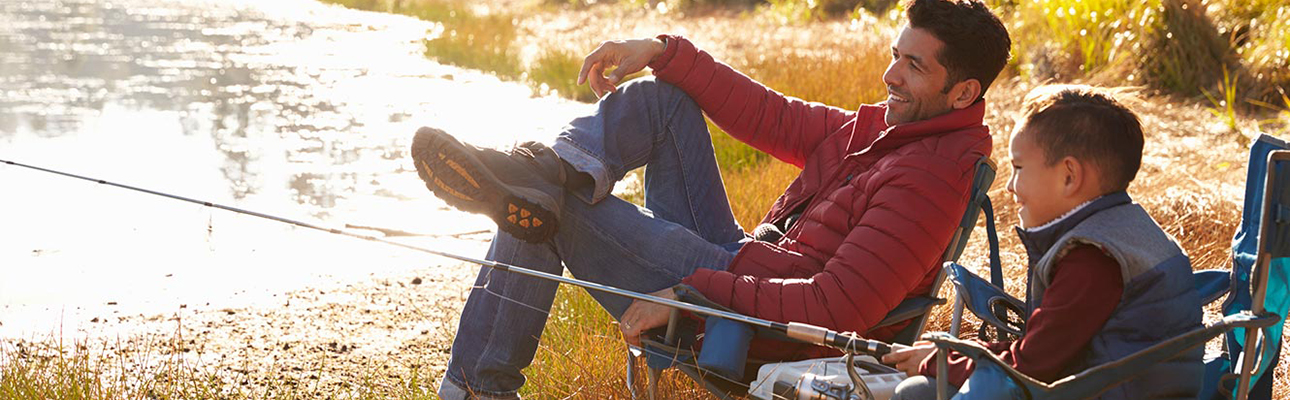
left=10, top=0, right=1286, bottom=398
left=501, top=5, right=1288, bottom=397
left=519, top=284, right=719, bottom=399
left=722, top=160, right=803, bottom=229
left=2, top=333, right=226, bottom=399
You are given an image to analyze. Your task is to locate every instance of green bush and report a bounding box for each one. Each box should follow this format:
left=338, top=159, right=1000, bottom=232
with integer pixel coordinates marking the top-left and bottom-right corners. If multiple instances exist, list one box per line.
left=325, top=0, right=523, bottom=79
left=760, top=0, right=894, bottom=22
left=819, top=0, right=897, bottom=16
left=993, top=0, right=1242, bottom=97
left=1140, top=0, right=1237, bottom=97
left=423, top=11, right=523, bottom=79
left=994, top=0, right=1150, bottom=81
left=528, top=49, right=599, bottom=102
left=1211, top=1, right=1290, bottom=100
left=663, top=0, right=765, bottom=14
left=527, top=49, right=649, bottom=103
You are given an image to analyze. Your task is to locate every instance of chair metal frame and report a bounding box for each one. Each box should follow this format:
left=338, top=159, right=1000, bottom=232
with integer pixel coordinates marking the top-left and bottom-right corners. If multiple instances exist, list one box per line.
left=1234, top=148, right=1289, bottom=400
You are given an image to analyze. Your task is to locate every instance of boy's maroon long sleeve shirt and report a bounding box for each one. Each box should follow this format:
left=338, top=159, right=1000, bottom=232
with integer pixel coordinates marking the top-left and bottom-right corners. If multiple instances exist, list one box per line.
left=919, top=244, right=1125, bottom=385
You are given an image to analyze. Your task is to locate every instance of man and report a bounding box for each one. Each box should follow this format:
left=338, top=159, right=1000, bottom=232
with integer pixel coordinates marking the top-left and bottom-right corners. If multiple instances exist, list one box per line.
left=413, top=1, right=1011, bottom=398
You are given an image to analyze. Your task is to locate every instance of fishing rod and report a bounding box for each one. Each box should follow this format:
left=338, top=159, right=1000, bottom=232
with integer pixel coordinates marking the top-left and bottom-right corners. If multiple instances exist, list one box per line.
left=0, top=158, right=901, bottom=357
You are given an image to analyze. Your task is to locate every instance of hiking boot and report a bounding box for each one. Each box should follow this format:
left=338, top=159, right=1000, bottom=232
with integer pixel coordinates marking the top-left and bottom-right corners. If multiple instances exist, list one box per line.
left=411, top=127, right=566, bottom=243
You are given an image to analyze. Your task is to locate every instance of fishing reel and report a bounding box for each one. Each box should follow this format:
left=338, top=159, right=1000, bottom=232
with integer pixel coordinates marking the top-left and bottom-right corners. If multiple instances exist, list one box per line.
left=772, top=373, right=862, bottom=400
left=760, top=351, right=903, bottom=400
left=750, top=323, right=905, bottom=400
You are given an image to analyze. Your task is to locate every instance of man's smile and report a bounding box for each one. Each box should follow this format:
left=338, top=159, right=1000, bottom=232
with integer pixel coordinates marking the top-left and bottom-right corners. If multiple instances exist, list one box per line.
left=887, top=90, right=911, bottom=104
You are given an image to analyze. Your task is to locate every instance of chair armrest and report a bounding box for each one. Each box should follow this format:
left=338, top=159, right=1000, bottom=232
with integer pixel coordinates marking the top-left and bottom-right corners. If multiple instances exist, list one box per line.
left=1193, top=269, right=1231, bottom=306
left=673, top=284, right=734, bottom=312
left=921, top=331, right=1037, bottom=400
left=923, top=312, right=1279, bottom=400
left=870, top=296, right=947, bottom=330
left=946, top=263, right=1026, bottom=337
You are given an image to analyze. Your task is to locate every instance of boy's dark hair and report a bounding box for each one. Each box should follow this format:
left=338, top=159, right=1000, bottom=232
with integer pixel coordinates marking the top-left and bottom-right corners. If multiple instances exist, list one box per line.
left=1020, top=85, right=1145, bottom=192
left=905, top=0, right=1011, bottom=101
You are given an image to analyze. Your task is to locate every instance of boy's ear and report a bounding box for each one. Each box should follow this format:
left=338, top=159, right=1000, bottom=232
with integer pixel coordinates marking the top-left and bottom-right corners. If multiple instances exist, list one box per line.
left=1060, top=156, right=1085, bottom=196
left=949, top=79, right=981, bottom=110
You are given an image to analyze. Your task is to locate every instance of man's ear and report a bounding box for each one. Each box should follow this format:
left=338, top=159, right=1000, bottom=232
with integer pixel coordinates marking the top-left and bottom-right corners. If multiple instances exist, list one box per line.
left=949, top=79, right=981, bottom=109
left=1060, top=156, right=1085, bottom=197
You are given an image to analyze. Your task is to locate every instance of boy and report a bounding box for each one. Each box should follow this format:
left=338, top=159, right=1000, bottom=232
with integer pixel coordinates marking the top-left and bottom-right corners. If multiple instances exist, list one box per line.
left=882, top=85, right=1203, bottom=400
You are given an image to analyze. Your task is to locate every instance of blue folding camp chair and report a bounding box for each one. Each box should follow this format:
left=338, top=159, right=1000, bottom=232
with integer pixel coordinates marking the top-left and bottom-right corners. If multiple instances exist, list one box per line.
left=624, top=156, right=998, bottom=400
left=934, top=133, right=1290, bottom=400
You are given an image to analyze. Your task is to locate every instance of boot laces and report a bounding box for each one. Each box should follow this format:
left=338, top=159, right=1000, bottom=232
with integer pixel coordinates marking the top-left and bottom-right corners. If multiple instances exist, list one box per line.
left=510, top=141, right=566, bottom=184
left=510, top=141, right=547, bottom=159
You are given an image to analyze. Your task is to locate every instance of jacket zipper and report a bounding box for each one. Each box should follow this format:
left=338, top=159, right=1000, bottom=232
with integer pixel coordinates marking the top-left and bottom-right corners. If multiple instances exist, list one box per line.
left=780, top=160, right=862, bottom=239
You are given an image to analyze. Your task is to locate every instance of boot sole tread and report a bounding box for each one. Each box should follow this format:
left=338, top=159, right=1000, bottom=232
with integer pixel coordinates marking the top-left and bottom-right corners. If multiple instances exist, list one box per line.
left=412, top=128, right=558, bottom=242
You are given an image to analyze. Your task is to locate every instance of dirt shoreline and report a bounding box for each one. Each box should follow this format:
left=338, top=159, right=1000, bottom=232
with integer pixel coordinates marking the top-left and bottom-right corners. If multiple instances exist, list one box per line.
left=4, top=254, right=483, bottom=397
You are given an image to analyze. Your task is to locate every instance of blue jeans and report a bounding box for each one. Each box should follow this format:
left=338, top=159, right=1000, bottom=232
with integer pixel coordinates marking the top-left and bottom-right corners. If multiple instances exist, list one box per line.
left=439, top=78, right=748, bottom=400
left=893, top=375, right=958, bottom=400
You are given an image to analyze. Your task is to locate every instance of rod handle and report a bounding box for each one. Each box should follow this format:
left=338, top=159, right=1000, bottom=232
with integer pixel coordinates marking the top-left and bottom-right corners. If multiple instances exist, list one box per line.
left=786, top=322, right=829, bottom=345
left=789, top=322, right=906, bottom=356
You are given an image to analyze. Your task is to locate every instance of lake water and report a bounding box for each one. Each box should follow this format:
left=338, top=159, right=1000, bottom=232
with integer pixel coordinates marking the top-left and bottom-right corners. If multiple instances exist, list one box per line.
left=0, top=0, right=591, bottom=338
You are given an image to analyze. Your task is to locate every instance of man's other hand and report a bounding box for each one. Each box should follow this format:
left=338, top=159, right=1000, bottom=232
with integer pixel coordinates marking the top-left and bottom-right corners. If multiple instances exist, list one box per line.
left=578, top=38, right=666, bottom=98
left=881, top=340, right=937, bottom=376
left=619, top=286, right=678, bottom=347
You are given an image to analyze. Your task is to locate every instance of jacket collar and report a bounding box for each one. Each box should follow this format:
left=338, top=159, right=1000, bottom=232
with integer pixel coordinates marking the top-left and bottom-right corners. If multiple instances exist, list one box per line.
left=1015, top=191, right=1133, bottom=264
left=847, top=99, right=988, bottom=155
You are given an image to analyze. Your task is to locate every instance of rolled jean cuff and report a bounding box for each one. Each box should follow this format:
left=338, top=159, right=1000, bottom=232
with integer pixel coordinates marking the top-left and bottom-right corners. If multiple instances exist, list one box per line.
left=438, top=373, right=522, bottom=400
left=551, top=137, right=613, bottom=204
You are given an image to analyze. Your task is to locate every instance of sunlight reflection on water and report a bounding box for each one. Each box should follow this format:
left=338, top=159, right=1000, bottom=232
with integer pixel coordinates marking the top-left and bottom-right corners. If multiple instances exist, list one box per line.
left=0, top=0, right=591, bottom=338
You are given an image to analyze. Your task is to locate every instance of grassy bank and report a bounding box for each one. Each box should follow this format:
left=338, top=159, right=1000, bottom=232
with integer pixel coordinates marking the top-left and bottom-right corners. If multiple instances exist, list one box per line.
left=1, top=335, right=223, bottom=399
left=0, top=335, right=441, bottom=400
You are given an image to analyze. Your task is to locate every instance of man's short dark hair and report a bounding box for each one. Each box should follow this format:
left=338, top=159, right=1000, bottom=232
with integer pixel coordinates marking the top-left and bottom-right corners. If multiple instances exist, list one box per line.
left=905, top=0, right=1011, bottom=101
left=1020, top=85, right=1145, bottom=192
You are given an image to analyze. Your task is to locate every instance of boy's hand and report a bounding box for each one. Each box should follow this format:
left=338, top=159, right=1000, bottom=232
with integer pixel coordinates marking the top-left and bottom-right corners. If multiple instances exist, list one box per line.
left=881, top=341, right=937, bottom=376
left=619, top=287, right=678, bottom=347
left=578, top=38, right=666, bottom=98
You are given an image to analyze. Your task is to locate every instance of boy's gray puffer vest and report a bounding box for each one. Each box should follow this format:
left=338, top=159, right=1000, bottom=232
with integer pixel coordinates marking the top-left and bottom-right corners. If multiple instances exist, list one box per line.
left=1016, top=192, right=1203, bottom=400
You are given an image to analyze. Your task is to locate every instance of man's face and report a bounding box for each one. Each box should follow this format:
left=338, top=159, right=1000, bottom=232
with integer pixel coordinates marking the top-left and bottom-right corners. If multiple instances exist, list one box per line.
left=1006, top=125, right=1069, bottom=229
left=882, top=26, right=957, bottom=126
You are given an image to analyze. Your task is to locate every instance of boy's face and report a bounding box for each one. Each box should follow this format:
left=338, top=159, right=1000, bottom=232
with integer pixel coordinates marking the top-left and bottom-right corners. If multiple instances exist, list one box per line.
left=1007, top=126, right=1070, bottom=229
left=882, top=26, right=957, bottom=126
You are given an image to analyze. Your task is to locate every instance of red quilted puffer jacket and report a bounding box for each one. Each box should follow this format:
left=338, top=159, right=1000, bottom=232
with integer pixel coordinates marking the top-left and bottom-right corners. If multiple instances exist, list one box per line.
left=649, top=35, right=993, bottom=360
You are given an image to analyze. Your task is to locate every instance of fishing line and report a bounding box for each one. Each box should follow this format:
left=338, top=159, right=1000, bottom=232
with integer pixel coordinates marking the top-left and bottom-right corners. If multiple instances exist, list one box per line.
left=1, top=158, right=899, bottom=376
left=0, top=158, right=500, bottom=265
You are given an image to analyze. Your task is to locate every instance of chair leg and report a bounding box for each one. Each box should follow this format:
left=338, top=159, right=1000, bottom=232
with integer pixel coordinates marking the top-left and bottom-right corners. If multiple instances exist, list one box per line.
left=937, top=349, right=950, bottom=400
left=624, top=349, right=666, bottom=400
left=648, top=367, right=661, bottom=400
left=1234, top=327, right=1263, bottom=400
left=627, top=348, right=642, bottom=400
left=951, top=292, right=965, bottom=337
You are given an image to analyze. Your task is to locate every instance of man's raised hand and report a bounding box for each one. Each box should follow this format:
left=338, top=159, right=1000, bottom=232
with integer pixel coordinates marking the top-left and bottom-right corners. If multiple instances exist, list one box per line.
left=577, top=38, right=666, bottom=98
